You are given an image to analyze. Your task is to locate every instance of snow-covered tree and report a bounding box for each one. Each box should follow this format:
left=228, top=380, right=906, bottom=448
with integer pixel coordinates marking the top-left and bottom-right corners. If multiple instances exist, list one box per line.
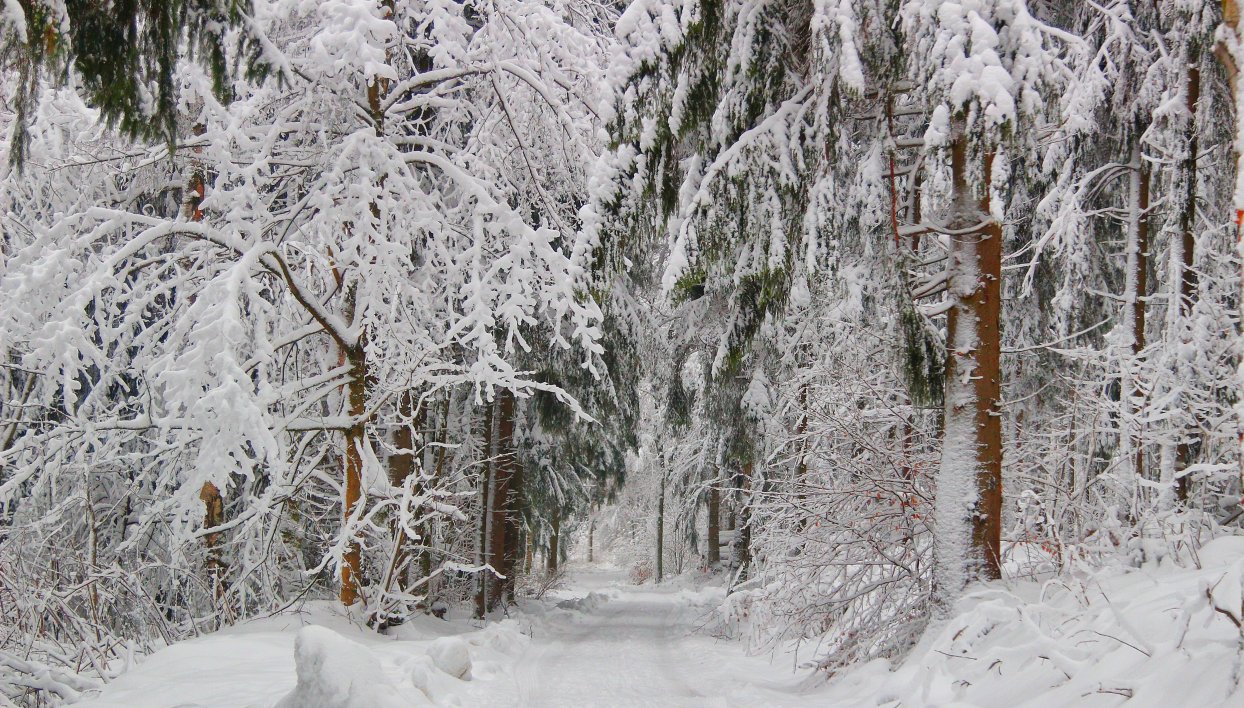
left=0, top=0, right=615, bottom=684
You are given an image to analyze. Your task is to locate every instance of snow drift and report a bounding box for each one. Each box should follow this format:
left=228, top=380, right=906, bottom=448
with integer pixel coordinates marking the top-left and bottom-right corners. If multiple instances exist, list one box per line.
left=273, top=626, right=413, bottom=708
left=820, top=536, right=1244, bottom=706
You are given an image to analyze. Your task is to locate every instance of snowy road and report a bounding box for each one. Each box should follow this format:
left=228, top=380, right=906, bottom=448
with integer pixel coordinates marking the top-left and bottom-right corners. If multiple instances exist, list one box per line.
left=468, top=568, right=815, bottom=708
left=78, top=547, right=1244, bottom=708
left=79, top=567, right=819, bottom=708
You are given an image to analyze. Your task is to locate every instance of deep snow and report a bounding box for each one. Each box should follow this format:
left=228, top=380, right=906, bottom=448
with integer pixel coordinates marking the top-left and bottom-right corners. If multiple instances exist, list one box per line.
left=76, top=568, right=814, bottom=707
left=75, top=547, right=1244, bottom=707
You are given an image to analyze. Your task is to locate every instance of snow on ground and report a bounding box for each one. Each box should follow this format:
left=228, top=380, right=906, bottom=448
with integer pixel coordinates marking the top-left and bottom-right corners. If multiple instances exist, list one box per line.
left=75, top=567, right=815, bottom=707
left=75, top=545, right=1244, bottom=707
left=74, top=597, right=525, bottom=708
left=820, top=535, right=1244, bottom=707
left=497, top=568, right=812, bottom=707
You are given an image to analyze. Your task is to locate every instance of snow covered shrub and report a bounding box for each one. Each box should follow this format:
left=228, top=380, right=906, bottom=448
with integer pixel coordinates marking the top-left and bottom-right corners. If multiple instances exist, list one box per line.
left=629, top=561, right=654, bottom=585
left=518, top=567, right=567, bottom=599
left=0, top=0, right=613, bottom=697
left=746, top=349, right=938, bottom=672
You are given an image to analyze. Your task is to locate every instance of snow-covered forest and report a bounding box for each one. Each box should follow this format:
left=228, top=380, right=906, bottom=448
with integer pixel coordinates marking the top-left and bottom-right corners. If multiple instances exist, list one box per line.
left=5, top=0, right=1244, bottom=705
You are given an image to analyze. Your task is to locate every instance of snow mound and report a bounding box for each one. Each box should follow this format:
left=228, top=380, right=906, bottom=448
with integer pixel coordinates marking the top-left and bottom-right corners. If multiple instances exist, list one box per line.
left=273, top=626, right=413, bottom=708
left=466, top=619, right=529, bottom=656
left=406, top=654, right=464, bottom=702
left=674, top=586, right=726, bottom=607
left=556, top=591, right=611, bottom=612
left=823, top=535, right=1244, bottom=707
left=427, top=636, right=472, bottom=679
left=407, top=656, right=436, bottom=698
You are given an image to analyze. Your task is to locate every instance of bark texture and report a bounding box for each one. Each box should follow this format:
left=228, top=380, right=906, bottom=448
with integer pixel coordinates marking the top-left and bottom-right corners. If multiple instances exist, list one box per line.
left=935, top=130, right=1003, bottom=606
left=340, top=344, right=367, bottom=607
left=706, top=472, right=721, bottom=568
left=1176, top=59, right=1201, bottom=504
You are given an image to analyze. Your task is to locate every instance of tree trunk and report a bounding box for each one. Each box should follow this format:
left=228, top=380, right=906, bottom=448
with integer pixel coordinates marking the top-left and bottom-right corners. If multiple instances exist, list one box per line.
left=199, top=481, right=226, bottom=600
left=380, top=391, right=419, bottom=609
left=706, top=471, right=721, bottom=568
left=424, top=394, right=451, bottom=591
left=185, top=129, right=227, bottom=602
left=587, top=513, right=594, bottom=564
left=1135, top=155, right=1150, bottom=479
left=733, top=462, right=753, bottom=580
left=793, top=380, right=812, bottom=539
left=525, top=531, right=534, bottom=573
left=489, top=389, right=521, bottom=608
left=1133, top=162, right=1150, bottom=359
left=474, top=399, right=494, bottom=620
left=340, top=344, right=367, bottom=607
left=655, top=474, right=665, bottom=583
left=1122, top=141, right=1150, bottom=512
left=1175, top=58, right=1201, bottom=505
left=935, top=127, right=1003, bottom=608
left=1220, top=0, right=1244, bottom=506
left=546, top=513, right=560, bottom=574
left=341, top=3, right=390, bottom=608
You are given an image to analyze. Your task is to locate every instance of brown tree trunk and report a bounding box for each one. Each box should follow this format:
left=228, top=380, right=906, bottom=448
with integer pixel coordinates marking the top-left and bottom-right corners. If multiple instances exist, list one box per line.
left=546, top=513, right=560, bottom=573
left=1176, top=59, right=1201, bottom=504
left=1133, top=168, right=1150, bottom=357
left=706, top=471, right=721, bottom=568
left=1134, top=154, right=1150, bottom=481
left=489, top=389, right=521, bottom=608
left=1221, top=0, right=1244, bottom=504
left=184, top=128, right=228, bottom=601
left=973, top=180, right=1004, bottom=583
left=380, top=391, right=420, bottom=607
left=1120, top=140, right=1150, bottom=516
left=503, top=396, right=524, bottom=603
left=340, top=344, right=367, bottom=607
left=935, top=127, right=1003, bottom=604
left=341, top=2, right=391, bottom=608
left=199, top=481, right=226, bottom=599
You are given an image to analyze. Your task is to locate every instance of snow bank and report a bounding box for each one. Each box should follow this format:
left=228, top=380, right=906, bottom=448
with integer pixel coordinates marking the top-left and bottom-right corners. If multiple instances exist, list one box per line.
left=273, top=626, right=415, bottom=708
left=404, top=635, right=478, bottom=702
left=466, top=619, right=530, bottom=656
left=555, top=590, right=612, bottom=612
left=427, top=636, right=472, bottom=679
left=674, top=585, right=726, bottom=607
left=78, top=598, right=527, bottom=707
left=821, top=536, right=1244, bottom=707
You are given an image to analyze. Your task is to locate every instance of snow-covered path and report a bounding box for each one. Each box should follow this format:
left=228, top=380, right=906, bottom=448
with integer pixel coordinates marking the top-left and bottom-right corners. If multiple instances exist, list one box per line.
left=485, top=569, right=812, bottom=707
left=79, top=567, right=818, bottom=708
left=76, top=543, right=1244, bottom=708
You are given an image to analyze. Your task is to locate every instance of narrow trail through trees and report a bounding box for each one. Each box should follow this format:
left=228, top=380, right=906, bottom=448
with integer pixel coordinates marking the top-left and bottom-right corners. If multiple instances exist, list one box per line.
left=478, top=568, right=813, bottom=708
